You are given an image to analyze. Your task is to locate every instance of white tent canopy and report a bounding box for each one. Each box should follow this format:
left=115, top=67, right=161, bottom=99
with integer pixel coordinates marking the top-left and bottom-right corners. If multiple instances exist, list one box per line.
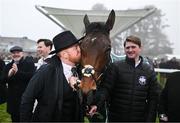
left=35, top=5, right=156, bottom=39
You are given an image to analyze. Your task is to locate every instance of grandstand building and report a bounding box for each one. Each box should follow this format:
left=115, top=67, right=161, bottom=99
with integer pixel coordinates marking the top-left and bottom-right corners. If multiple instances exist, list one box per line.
left=0, top=36, right=37, bottom=60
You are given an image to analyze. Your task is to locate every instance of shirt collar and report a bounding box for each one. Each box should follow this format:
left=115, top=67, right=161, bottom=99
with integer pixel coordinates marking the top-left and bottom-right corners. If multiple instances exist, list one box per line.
left=43, top=55, right=52, bottom=60
left=62, top=61, right=75, bottom=83
left=135, top=58, right=141, bottom=67
left=62, top=61, right=73, bottom=71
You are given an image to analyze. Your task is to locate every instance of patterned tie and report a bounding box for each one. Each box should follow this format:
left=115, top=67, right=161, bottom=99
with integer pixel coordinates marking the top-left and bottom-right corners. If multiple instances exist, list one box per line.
left=71, top=66, right=78, bottom=77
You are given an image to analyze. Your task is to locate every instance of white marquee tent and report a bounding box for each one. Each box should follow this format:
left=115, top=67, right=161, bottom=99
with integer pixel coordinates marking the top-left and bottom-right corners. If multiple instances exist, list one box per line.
left=35, top=5, right=156, bottom=39
left=35, top=6, right=180, bottom=73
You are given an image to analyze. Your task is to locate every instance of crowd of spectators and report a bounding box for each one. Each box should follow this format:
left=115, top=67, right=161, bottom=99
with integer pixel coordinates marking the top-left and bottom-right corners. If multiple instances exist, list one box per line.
left=0, top=51, right=39, bottom=64
left=1, top=51, right=180, bottom=70
left=153, top=57, right=180, bottom=69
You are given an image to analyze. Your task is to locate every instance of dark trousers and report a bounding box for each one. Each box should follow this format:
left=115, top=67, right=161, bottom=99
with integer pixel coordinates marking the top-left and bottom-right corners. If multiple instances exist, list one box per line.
left=11, top=113, right=20, bottom=122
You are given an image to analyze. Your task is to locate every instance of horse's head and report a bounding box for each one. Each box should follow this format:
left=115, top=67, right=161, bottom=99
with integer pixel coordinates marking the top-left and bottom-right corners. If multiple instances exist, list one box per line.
left=79, top=10, right=115, bottom=95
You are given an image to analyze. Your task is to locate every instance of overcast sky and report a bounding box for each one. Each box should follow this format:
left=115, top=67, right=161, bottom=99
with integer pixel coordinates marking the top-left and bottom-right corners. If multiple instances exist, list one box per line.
left=0, top=0, right=180, bottom=54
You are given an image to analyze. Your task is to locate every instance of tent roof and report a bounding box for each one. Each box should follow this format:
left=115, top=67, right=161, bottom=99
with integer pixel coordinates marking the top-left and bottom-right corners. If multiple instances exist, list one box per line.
left=36, top=5, right=156, bottom=38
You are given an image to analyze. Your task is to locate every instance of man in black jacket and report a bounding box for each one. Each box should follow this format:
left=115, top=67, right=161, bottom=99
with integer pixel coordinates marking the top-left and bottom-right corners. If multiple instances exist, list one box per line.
left=1, top=46, right=36, bottom=122
left=20, top=31, right=82, bottom=122
left=158, top=71, right=180, bottom=122
left=89, top=35, right=160, bottom=122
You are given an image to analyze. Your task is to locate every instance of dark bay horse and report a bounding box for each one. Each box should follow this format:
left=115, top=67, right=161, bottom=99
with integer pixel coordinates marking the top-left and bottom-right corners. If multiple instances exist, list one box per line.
left=77, top=10, right=115, bottom=108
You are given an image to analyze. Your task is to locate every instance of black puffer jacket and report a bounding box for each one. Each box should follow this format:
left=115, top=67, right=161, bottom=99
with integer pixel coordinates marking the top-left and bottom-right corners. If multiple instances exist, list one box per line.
left=97, top=56, right=160, bottom=122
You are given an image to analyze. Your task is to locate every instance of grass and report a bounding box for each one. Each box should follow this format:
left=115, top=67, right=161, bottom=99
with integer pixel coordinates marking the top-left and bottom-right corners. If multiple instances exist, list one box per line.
left=0, top=103, right=160, bottom=123
left=0, top=103, right=11, bottom=122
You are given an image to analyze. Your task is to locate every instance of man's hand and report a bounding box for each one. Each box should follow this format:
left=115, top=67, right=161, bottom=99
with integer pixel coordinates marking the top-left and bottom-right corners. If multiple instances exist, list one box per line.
left=8, top=63, right=18, bottom=77
left=159, top=114, right=168, bottom=122
left=12, top=63, right=18, bottom=74
left=69, top=76, right=79, bottom=91
left=87, top=105, right=97, bottom=117
left=8, top=68, right=15, bottom=77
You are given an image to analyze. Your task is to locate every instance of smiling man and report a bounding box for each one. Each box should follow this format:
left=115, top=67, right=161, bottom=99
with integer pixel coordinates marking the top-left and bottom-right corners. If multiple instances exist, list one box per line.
left=36, top=39, right=53, bottom=69
left=91, top=35, right=160, bottom=122
left=1, top=46, right=35, bottom=122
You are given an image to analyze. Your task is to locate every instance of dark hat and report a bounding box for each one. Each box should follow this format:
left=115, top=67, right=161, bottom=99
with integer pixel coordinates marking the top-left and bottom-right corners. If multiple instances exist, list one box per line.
left=50, top=31, right=80, bottom=54
left=10, top=46, right=23, bottom=53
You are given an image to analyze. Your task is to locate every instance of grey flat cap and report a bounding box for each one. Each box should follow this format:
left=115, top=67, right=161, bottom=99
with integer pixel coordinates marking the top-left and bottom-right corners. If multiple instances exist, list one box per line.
left=10, top=46, right=23, bottom=53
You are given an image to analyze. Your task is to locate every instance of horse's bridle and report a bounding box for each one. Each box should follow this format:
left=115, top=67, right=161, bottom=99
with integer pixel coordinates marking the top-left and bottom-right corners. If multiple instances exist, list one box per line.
left=80, top=51, right=111, bottom=85
left=81, top=65, right=103, bottom=84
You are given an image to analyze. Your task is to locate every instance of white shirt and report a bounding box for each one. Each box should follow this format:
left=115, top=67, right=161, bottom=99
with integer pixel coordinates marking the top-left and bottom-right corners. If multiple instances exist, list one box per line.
left=135, top=58, right=141, bottom=67
left=62, top=61, right=75, bottom=83
left=36, top=55, right=52, bottom=70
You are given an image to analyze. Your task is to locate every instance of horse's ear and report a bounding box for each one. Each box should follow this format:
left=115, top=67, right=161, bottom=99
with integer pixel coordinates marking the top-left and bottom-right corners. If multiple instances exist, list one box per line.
left=83, top=14, right=90, bottom=30
left=105, top=9, right=115, bottom=31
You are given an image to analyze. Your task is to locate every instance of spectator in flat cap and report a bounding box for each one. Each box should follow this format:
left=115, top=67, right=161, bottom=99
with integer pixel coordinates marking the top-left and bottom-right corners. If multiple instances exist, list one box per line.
left=9, top=46, right=23, bottom=64
left=20, top=30, right=83, bottom=122
left=1, top=45, right=36, bottom=122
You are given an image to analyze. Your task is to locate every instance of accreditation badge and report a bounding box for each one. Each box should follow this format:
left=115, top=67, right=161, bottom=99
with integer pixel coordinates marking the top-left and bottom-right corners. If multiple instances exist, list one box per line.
left=138, top=76, right=147, bottom=85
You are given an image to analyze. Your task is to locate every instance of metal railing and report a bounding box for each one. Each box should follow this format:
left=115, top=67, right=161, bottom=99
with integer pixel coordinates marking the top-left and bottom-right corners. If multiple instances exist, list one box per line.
left=155, top=68, right=180, bottom=88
